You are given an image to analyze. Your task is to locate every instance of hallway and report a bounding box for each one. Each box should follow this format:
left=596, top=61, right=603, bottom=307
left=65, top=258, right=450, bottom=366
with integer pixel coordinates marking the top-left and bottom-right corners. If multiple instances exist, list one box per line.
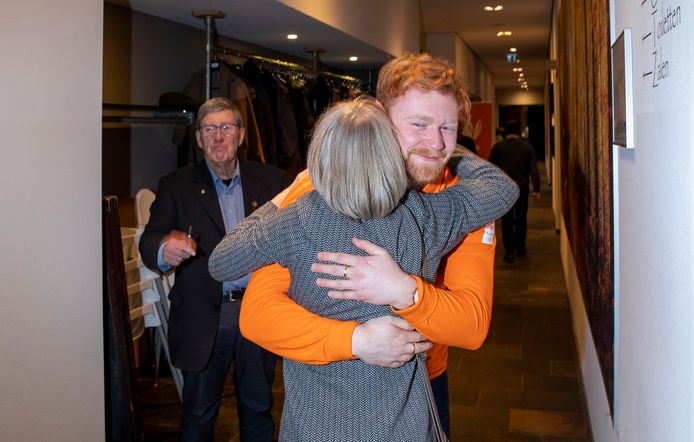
left=447, top=166, right=591, bottom=441
left=139, top=166, right=591, bottom=441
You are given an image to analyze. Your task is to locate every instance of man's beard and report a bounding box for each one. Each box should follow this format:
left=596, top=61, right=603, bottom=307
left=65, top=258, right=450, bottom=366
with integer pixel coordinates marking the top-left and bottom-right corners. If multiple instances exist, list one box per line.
left=405, top=147, right=447, bottom=188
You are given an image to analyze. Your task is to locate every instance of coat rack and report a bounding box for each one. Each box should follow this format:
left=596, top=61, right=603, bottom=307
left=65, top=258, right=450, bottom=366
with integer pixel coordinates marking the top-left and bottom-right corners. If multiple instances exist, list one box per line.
left=192, top=11, right=361, bottom=99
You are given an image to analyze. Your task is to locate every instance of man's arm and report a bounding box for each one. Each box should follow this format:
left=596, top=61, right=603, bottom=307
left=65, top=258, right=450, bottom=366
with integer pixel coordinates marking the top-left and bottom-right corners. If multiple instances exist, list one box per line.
left=240, top=263, right=356, bottom=364
left=312, top=163, right=497, bottom=349
left=139, top=176, right=198, bottom=272
left=238, top=172, right=432, bottom=367
left=313, top=225, right=495, bottom=349
left=240, top=263, right=431, bottom=366
left=395, top=225, right=494, bottom=349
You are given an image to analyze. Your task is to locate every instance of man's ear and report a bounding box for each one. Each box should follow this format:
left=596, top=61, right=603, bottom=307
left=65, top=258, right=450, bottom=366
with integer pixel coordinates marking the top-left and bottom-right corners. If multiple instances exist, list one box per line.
left=237, top=126, right=246, bottom=146
left=195, top=129, right=203, bottom=149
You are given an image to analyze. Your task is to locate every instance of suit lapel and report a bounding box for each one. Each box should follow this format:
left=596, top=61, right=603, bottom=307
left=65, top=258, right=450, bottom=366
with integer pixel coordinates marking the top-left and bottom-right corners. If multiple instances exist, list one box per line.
left=192, top=161, right=226, bottom=236
left=238, top=161, right=262, bottom=215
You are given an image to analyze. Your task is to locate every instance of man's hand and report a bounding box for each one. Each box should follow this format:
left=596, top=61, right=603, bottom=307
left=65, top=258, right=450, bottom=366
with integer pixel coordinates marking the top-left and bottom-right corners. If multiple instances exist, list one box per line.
left=531, top=191, right=541, bottom=201
left=311, top=237, right=418, bottom=309
left=162, top=230, right=197, bottom=267
left=351, top=316, right=432, bottom=368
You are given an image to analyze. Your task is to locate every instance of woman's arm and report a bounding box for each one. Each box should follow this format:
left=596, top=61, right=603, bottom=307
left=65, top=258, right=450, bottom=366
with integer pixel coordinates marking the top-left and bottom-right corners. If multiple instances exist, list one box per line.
left=415, top=150, right=518, bottom=258
left=208, top=202, right=294, bottom=282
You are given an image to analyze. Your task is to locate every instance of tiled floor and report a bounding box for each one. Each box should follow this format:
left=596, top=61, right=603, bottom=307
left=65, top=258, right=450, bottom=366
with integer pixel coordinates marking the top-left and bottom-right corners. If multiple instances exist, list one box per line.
left=446, top=170, right=591, bottom=441
left=136, top=167, right=592, bottom=441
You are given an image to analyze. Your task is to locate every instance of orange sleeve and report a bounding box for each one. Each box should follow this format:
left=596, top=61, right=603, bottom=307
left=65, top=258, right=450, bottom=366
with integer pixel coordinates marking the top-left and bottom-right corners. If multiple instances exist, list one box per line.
left=391, top=166, right=495, bottom=350
left=240, top=172, right=359, bottom=364
left=240, top=263, right=358, bottom=364
left=393, top=225, right=495, bottom=350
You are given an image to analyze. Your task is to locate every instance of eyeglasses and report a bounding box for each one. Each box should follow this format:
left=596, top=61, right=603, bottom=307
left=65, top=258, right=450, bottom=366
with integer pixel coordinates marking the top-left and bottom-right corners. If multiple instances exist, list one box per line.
left=199, top=124, right=239, bottom=137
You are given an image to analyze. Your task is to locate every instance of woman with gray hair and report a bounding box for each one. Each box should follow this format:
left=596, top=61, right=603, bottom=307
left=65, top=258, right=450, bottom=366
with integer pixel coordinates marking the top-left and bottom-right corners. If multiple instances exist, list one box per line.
left=209, top=96, right=517, bottom=441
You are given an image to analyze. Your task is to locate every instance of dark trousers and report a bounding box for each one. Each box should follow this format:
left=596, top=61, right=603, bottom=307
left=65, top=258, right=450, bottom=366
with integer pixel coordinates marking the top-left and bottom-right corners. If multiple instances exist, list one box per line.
left=431, top=371, right=450, bottom=437
left=500, top=185, right=530, bottom=255
left=180, top=301, right=277, bottom=442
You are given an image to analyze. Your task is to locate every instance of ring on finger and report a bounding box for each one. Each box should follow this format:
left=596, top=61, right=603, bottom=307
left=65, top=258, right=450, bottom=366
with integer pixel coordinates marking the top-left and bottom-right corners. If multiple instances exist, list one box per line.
left=410, top=342, right=416, bottom=355
left=343, top=266, right=349, bottom=279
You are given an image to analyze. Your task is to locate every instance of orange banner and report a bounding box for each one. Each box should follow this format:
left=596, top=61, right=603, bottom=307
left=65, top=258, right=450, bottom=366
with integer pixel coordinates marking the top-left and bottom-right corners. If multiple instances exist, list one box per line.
left=463, top=102, right=494, bottom=159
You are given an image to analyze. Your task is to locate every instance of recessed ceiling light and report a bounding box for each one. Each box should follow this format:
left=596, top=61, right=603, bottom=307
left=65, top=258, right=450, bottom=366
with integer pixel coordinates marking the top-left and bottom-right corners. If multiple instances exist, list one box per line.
left=484, top=5, right=503, bottom=11
left=287, top=34, right=298, bottom=40
left=349, top=56, right=358, bottom=62
left=509, top=47, right=517, bottom=52
left=512, top=67, right=523, bottom=72
left=496, top=31, right=512, bottom=37
left=519, top=73, right=524, bottom=77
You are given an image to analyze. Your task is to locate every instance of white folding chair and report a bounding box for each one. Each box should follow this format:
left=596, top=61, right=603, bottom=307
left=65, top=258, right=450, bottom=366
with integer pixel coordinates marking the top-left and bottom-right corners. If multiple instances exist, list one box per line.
left=135, top=188, right=156, bottom=227
left=135, top=188, right=174, bottom=291
left=120, top=224, right=183, bottom=401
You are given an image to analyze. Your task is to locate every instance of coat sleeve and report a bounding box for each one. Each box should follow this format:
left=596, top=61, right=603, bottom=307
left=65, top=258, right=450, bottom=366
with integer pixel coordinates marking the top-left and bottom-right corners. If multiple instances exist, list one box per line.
left=415, top=151, right=518, bottom=260
left=208, top=202, right=297, bottom=282
left=239, top=174, right=360, bottom=364
left=240, top=263, right=359, bottom=364
left=393, top=225, right=495, bottom=349
left=138, top=176, right=177, bottom=272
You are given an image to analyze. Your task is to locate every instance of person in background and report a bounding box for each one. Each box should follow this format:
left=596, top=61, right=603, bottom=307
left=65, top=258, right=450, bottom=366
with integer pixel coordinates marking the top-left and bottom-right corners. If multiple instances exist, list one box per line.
left=238, top=53, right=509, bottom=437
left=139, top=97, right=289, bottom=441
left=489, top=119, right=541, bottom=263
left=209, top=96, right=517, bottom=441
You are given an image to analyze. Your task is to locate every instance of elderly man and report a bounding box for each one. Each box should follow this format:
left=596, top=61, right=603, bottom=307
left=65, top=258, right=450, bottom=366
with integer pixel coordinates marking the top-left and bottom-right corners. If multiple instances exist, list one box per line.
left=240, top=53, right=508, bottom=437
left=139, top=97, right=289, bottom=441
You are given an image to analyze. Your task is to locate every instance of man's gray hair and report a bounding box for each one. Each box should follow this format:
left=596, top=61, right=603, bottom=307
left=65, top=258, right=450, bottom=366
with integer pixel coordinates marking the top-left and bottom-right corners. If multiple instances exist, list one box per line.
left=196, top=97, right=243, bottom=128
left=307, top=96, right=408, bottom=220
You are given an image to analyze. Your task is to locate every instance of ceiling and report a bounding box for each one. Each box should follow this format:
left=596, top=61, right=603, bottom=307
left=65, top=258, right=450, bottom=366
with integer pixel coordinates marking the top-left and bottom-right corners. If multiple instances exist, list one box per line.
left=420, top=0, right=554, bottom=90
left=111, top=0, right=553, bottom=92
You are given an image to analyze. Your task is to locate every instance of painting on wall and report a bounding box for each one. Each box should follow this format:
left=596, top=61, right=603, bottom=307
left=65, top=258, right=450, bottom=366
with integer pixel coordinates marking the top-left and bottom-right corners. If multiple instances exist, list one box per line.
left=611, top=28, right=634, bottom=148
left=558, top=0, right=614, bottom=413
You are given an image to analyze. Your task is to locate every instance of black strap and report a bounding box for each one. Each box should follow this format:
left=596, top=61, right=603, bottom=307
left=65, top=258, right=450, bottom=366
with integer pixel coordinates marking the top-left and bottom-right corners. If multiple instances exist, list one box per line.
left=416, top=355, right=449, bottom=442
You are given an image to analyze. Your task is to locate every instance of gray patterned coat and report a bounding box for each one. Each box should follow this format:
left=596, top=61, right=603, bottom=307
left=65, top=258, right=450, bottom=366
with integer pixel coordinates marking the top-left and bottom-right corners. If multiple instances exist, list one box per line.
left=209, top=152, right=518, bottom=441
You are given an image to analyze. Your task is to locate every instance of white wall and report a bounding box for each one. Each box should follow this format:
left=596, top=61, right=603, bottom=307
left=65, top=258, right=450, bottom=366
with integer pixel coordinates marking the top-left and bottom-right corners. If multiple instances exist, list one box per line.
left=559, top=0, right=694, bottom=440
left=612, top=0, right=694, bottom=440
left=280, top=0, right=420, bottom=56
left=0, top=1, right=104, bottom=440
left=425, top=32, right=496, bottom=101
left=104, top=3, right=207, bottom=197
left=496, top=89, right=544, bottom=106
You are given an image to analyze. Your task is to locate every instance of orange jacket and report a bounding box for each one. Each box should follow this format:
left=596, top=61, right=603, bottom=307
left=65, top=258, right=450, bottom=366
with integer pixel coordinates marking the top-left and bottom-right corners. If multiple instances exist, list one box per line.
left=239, top=167, right=496, bottom=378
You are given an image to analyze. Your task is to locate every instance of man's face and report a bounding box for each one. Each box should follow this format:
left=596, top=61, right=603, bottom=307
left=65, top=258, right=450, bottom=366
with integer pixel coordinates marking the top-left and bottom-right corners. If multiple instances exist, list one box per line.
left=387, top=89, right=459, bottom=187
left=195, top=109, right=245, bottom=168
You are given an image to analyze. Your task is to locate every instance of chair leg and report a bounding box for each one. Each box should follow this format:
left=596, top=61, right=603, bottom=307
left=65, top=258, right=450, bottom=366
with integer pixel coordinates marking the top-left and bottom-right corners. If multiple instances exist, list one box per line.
left=153, top=331, right=162, bottom=388
left=153, top=278, right=184, bottom=402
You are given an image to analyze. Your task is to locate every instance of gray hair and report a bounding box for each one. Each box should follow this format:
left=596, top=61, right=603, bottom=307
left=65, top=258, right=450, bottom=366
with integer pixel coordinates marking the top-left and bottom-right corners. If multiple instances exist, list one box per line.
left=307, top=96, right=408, bottom=220
left=196, top=97, right=243, bottom=128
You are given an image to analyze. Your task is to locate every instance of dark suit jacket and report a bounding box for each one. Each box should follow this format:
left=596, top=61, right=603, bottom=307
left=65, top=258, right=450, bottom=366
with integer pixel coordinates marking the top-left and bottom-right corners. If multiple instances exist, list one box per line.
left=139, top=160, right=289, bottom=371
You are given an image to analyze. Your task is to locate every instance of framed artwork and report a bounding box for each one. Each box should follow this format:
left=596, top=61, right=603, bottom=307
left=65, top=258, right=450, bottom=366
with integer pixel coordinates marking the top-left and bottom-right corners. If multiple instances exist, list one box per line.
left=558, top=0, right=615, bottom=415
left=611, top=28, right=634, bottom=148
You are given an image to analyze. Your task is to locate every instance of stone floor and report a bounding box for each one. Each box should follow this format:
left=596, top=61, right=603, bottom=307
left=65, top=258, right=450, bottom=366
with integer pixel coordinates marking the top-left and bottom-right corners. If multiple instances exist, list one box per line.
left=135, top=168, right=592, bottom=441
left=446, top=171, right=591, bottom=441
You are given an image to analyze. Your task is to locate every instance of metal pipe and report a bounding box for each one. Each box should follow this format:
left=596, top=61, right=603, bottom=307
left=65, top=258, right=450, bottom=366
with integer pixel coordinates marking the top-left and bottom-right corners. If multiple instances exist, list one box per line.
left=192, top=10, right=226, bottom=100
left=204, top=16, right=212, bottom=100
